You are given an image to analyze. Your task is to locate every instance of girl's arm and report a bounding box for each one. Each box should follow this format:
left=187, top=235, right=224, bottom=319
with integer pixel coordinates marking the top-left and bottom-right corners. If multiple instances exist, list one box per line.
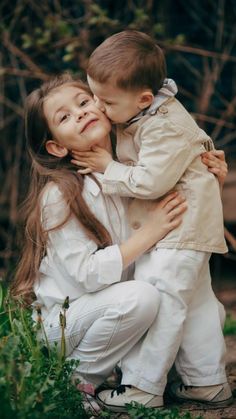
left=44, top=185, right=186, bottom=293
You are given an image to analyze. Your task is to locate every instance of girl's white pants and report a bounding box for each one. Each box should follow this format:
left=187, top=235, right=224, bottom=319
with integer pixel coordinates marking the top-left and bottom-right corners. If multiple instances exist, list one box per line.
left=121, top=249, right=227, bottom=395
left=42, top=281, right=160, bottom=386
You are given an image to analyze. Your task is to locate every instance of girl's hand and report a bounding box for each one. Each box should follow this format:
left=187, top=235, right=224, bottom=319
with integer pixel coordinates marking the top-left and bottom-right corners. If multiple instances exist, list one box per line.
left=120, top=192, right=187, bottom=268
left=71, top=146, right=113, bottom=174
left=201, top=150, right=228, bottom=187
left=144, top=192, right=187, bottom=242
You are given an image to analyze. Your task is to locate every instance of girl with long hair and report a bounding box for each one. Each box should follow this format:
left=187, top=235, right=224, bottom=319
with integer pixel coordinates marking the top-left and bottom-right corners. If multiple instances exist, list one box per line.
left=11, top=74, right=187, bottom=398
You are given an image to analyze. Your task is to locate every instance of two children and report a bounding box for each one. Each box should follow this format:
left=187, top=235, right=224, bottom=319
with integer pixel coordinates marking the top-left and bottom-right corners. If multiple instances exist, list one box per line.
left=71, top=30, right=233, bottom=411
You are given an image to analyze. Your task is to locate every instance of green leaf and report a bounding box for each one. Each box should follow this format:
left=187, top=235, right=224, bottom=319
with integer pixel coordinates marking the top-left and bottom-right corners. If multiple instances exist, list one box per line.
left=0, top=283, right=3, bottom=310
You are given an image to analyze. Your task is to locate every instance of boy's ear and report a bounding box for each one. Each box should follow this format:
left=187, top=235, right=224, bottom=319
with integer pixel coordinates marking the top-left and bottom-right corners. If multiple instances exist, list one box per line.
left=45, top=140, right=69, bottom=158
left=138, top=91, right=154, bottom=110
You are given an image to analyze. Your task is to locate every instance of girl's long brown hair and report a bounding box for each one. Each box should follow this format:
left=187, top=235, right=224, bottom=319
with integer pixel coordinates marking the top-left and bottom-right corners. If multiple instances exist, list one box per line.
left=11, top=74, right=112, bottom=305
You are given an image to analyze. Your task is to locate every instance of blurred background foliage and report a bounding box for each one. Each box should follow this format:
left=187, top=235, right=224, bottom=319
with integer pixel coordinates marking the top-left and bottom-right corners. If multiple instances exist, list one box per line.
left=0, top=0, right=236, bottom=278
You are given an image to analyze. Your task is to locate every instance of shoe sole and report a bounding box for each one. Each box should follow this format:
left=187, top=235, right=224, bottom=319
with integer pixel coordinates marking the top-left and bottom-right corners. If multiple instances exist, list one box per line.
left=95, top=396, right=128, bottom=413
left=169, top=392, right=234, bottom=409
left=96, top=395, right=163, bottom=413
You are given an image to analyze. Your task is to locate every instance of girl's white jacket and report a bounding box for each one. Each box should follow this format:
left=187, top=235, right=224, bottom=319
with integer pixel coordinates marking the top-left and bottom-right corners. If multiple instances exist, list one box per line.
left=33, top=173, right=132, bottom=318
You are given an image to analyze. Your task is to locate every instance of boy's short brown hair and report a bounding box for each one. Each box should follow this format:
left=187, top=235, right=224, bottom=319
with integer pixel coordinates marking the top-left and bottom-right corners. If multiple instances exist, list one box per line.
left=87, top=30, right=166, bottom=94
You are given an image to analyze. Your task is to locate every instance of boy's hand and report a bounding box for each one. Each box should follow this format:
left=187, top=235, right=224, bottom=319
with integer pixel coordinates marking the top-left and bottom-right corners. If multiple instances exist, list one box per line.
left=71, top=146, right=113, bottom=174
left=201, top=150, right=228, bottom=187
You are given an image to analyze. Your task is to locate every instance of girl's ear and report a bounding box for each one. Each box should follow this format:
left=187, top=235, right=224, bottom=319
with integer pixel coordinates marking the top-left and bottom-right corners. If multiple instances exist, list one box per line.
left=45, top=140, right=69, bottom=158
left=138, top=91, right=154, bottom=110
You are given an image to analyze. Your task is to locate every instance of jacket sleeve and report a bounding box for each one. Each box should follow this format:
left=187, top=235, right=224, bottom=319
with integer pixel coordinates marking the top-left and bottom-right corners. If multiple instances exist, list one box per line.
left=102, top=118, right=202, bottom=199
left=42, top=184, right=124, bottom=293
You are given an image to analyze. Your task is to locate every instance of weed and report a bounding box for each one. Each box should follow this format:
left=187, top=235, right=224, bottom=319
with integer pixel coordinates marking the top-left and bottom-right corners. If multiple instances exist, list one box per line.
left=0, top=285, right=89, bottom=418
left=223, top=313, right=236, bottom=335
left=126, top=402, right=203, bottom=418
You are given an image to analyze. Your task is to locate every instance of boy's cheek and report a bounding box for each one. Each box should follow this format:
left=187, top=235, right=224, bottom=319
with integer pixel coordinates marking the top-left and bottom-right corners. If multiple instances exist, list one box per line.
left=105, top=109, right=119, bottom=122
left=104, top=109, right=113, bottom=119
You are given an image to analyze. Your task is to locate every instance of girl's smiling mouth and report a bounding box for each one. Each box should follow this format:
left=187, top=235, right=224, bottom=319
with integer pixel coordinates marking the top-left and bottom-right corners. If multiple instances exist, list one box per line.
left=81, top=118, right=98, bottom=133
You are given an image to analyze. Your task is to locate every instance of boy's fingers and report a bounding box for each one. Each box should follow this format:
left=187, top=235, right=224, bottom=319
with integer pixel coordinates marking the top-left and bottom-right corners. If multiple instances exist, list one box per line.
left=71, top=159, right=90, bottom=168
left=78, top=168, right=92, bottom=174
left=208, top=167, right=220, bottom=175
left=202, top=157, right=219, bottom=168
left=202, top=154, right=227, bottom=170
left=202, top=149, right=226, bottom=163
left=212, top=149, right=225, bottom=160
left=72, top=150, right=91, bottom=156
left=71, top=159, right=81, bottom=166
left=201, top=153, right=216, bottom=161
left=71, top=151, right=94, bottom=159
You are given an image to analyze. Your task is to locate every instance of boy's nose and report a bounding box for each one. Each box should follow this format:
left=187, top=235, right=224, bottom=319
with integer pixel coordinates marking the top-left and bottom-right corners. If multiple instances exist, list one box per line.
left=94, top=96, right=105, bottom=112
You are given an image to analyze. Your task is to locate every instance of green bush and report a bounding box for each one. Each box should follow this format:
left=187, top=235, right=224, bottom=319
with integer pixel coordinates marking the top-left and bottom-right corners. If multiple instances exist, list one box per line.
left=0, top=285, right=89, bottom=419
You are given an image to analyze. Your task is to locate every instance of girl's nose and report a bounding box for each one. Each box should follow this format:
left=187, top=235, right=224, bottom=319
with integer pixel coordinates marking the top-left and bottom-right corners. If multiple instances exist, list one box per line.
left=76, top=109, right=87, bottom=121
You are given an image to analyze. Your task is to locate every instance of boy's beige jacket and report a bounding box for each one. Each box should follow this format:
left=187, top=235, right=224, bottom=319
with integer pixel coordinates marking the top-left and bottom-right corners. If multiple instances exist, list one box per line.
left=102, top=97, right=227, bottom=254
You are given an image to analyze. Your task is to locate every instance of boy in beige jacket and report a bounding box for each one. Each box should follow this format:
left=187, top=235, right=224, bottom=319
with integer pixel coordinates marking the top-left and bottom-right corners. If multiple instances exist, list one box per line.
left=73, top=30, right=232, bottom=412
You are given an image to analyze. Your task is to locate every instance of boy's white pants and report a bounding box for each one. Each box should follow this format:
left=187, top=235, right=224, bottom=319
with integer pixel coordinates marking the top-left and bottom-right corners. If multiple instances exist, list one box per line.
left=121, top=249, right=227, bottom=395
left=41, top=281, right=160, bottom=386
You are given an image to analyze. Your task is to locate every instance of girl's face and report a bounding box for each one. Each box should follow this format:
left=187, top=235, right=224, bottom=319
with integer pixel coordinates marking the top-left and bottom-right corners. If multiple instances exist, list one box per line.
left=43, top=84, right=112, bottom=152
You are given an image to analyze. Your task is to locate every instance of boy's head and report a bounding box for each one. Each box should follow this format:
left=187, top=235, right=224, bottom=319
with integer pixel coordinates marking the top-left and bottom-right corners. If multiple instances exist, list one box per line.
left=87, top=30, right=167, bottom=123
